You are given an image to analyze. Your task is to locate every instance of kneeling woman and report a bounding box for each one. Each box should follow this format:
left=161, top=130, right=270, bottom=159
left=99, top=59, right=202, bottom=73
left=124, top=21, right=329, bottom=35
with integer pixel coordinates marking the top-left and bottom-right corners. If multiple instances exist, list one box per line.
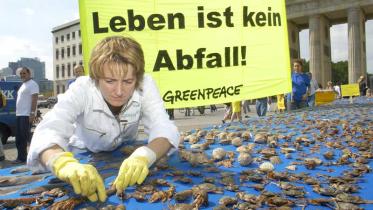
left=27, top=36, right=180, bottom=202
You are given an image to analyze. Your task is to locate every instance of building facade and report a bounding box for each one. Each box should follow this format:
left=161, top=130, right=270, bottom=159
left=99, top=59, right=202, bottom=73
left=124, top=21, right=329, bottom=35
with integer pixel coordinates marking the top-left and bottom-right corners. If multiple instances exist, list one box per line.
left=0, top=67, right=14, bottom=80
left=52, top=19, right=83, bottom=95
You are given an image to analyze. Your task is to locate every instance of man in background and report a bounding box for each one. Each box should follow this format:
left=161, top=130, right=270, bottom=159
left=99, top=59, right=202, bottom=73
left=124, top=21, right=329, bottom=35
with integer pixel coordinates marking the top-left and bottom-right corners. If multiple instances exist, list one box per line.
left=14, top=67, right=39, bottom=163
left=0, top=89, right=6, bottom=161
left=306, top=72, right=319, bottom=107
left=287, top=59, right=310, bottom=111
left=256, top=97, right=271, bottom=117
left=358, top=75, right=367, bottom=96
left=67, top=65, right=85, bottom=87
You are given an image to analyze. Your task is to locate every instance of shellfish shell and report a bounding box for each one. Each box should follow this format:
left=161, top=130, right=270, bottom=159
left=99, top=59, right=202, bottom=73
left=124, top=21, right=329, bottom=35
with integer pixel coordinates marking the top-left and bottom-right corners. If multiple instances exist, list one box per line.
left=259, top=162, right=274, bottom=172
left=231, top=137, right=243, bottom=147
left=236, top=145, right=253, bottom=154
left=286, top=165, right=296, bottom=171
left=238, top=153, right=252, bottom=166
left=270, top=156, right=282, bottom=165
left=212, top=148, right=226, bottom=161
left=241, top=131, right=252, bottom=140
left=254, top=133, right=268, bottom=144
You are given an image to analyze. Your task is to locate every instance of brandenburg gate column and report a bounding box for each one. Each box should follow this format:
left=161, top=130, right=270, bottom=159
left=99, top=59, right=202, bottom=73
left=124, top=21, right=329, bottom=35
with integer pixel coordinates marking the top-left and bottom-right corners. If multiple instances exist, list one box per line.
left=309, top=15, right=332, bottom=87
left=348, top=7, right=366, bottom=83
left=287, top=21, right=300, bottom=61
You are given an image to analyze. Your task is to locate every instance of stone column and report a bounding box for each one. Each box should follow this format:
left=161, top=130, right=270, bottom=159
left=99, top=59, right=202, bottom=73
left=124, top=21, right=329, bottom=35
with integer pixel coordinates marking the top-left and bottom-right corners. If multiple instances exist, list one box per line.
left=287, top=21, right=300, bottom=61
left=348, top=7, right=366, bottom=83
left=309, top=15, right=332, bottom=88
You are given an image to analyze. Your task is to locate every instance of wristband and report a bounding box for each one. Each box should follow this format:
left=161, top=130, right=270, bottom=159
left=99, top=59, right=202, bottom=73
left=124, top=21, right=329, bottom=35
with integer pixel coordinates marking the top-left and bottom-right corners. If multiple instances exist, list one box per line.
left=46, top=152, right=71, bottom=173
left=130, top=146, right=157, bottom=167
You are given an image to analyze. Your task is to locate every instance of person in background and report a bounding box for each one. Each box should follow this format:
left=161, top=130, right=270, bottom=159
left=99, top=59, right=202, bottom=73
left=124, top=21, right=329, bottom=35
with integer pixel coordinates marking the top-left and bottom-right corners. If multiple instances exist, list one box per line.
left=0, top=89, right=6, bottom=161
left=230, top=101, right=242, bottom=122
left=222, top=103, right=232, bottom=124
left=358, top=75, right=367, bottom=96
left=267, top=96, right=272, bottom=112
left=197, top=106, right=205, bottom=115
left=67, top=65, right=85, bottom=87
left=256, top=97, right=270, bottom=117
left=166, top=108, right=175, bottom=120
left=276, top=94, right=285, bottom=113
left=242, top=100, right=251, bottom=118
left=0, top=89, right=6, bottom=108
left=287, top=59, right=310, bottom=111
left=325, top=81, right=334, bottom=91
left=15, top=67, right=39, bottom=163
left=27, top=36, right=179, bottom=202
left=306, top=72, right=319, bottom=107
left=333, top=83, right=341, bottom=99
left=184, top=107, right=191, bottom=116
left=210, top=104, right=217, bottom=112
left=366, top=88, right=372, bottom=97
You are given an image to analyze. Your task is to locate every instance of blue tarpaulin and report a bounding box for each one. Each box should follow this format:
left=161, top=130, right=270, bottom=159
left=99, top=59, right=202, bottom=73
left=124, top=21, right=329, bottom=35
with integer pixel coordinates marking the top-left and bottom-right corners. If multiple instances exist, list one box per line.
left=1, top=97, right=373, bottom=209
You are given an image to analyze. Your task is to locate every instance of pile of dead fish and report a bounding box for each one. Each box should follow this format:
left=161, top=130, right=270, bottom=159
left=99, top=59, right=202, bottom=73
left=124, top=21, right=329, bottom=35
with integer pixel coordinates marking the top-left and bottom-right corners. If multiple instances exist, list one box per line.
left=0, top=99, right=372, bottom=210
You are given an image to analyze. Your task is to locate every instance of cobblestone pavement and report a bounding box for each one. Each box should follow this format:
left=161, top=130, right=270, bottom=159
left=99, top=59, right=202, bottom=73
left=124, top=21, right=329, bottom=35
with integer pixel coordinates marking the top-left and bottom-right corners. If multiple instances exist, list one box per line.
left=0, top=104, right=276, bottom=168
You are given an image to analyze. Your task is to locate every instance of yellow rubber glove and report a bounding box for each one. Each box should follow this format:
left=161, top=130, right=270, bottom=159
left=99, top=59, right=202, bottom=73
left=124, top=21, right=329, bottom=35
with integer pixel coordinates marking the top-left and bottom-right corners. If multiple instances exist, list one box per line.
left=50, top=152, right=107, bottom=202
left=113, top=146, right=156, bottom=193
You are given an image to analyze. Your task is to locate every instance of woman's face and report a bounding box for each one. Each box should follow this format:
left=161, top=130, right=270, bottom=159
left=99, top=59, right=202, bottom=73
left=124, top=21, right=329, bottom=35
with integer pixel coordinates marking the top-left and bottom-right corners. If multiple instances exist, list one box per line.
left=293, top=62, right=302, bottom=73
left=98, top=64, right=137, bottom=107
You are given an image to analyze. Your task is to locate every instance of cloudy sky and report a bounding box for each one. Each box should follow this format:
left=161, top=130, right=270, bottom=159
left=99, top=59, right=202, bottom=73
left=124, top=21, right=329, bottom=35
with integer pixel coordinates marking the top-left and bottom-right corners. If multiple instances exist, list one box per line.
left=300, top=21, right=373, bottom=73
left=0, top=0, right=79, bottom=79
left=0, top=1, right=372, bottom=80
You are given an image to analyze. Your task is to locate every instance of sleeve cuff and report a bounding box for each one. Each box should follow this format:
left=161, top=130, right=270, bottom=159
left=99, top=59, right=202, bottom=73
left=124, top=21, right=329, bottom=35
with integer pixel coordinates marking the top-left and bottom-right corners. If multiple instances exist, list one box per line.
left=130, top=146, right=157, bottom=167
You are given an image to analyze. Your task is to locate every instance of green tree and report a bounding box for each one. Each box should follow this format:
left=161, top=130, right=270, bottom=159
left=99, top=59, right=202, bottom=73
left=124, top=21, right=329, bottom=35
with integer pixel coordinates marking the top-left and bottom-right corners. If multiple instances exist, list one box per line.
left=302, top=60, right=348, bottom=85
left=331, top=61, right=348, bottom=85
left=303, top=60, right=309, bottom=73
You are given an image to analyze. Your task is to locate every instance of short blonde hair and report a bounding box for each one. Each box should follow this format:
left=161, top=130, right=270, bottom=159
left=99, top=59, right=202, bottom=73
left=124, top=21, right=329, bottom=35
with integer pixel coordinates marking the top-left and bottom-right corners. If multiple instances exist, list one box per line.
left=89, top=36, right=145, bottom=88
left=74, top=65, right=84, bottom=73
left=358, top=75, right=365, bottom=83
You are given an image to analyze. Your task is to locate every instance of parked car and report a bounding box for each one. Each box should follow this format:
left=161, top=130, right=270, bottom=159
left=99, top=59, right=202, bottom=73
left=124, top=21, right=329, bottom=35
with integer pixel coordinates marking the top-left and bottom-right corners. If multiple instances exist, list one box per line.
left=37, top=100, right=50, bottom=108
left=37, top=96, right=58, bottom=109
left=47, top=96, right=58, bottom=108
left=0, top=81, right=22, bottom=144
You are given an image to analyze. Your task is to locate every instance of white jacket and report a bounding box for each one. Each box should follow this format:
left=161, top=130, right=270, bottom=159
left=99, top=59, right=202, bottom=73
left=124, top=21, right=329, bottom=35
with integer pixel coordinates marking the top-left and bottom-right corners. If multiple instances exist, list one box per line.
left=27, top=75, right=179, bottom=171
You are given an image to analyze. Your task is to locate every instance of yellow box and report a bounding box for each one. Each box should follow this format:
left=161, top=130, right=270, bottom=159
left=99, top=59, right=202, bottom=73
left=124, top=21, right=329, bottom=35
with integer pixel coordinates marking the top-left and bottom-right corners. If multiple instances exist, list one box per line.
left=341, top=84, right=360, bottom=97
left=315, top=91, right=336, bottom=106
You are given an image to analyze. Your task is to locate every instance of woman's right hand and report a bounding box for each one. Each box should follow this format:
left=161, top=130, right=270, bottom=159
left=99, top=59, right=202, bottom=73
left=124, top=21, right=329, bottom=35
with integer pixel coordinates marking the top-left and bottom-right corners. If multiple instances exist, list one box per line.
left=50, top=152, right=107, bottom=202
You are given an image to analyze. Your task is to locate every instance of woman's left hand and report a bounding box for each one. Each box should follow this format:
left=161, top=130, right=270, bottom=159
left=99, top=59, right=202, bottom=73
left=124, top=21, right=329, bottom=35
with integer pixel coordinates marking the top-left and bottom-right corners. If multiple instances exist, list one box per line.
left=113, top=154, right=150, bottom=193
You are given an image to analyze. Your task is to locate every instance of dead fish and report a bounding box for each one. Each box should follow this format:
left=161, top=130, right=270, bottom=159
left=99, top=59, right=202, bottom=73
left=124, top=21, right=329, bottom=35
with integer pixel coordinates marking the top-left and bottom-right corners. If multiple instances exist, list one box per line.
left=0, top=174, right=48, bottom=187
left=10, top=166, right=30, bottom=174
left=0, top=197, right=37, bottom=208
left=0, top=185, right=23, bottom=196
left=20, top=182, right=67, bottom=195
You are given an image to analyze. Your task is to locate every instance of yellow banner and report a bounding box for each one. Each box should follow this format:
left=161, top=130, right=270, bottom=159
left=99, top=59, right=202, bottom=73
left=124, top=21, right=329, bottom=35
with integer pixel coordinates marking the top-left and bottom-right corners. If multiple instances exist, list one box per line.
left=79, top=0, right=291, bottom=108
left=341, top=84, right=360, bottom=97
left=315, top=91, right=336, bottom=106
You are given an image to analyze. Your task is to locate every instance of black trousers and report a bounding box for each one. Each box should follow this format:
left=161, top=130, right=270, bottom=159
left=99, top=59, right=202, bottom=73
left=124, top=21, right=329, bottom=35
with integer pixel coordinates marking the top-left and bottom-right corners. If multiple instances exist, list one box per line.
left=166, top=109, right=174, bottom=120
left=15, top=116, right=31, bottom=161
